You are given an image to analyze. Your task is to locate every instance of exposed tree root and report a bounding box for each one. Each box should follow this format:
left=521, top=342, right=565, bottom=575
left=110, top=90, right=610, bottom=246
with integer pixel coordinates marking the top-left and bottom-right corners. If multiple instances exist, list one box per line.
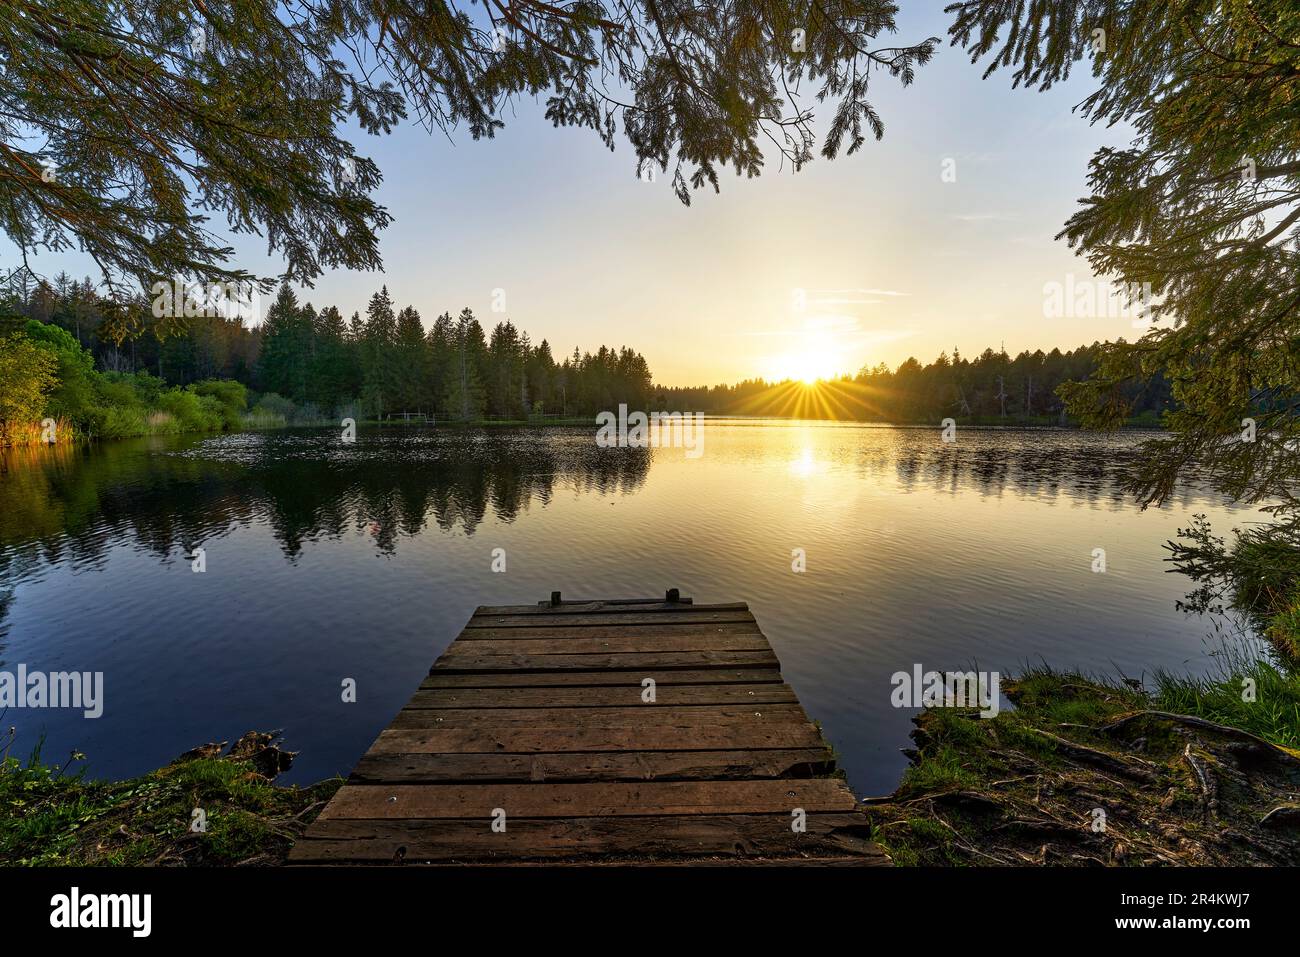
left=864, top=675, right=1300, bottom=866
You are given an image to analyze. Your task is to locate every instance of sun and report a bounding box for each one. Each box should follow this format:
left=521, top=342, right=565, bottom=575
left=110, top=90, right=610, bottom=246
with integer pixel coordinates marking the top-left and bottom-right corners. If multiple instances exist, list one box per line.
left=780, top=348, right=838, bottom=385
left=763, top=320, right=849, bottom=384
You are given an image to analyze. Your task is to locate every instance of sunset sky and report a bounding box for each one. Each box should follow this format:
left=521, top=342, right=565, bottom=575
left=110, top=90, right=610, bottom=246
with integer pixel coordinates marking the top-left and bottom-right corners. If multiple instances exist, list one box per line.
left=5, top=3, right=1134, bottom=387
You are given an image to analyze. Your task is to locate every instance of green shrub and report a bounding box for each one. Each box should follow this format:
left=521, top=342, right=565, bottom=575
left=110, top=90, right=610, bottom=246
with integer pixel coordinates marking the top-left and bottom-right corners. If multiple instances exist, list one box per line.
left=23, top=321, right=96, bottom=426
left=146, top=411, right=179, bottom=434
left=98, top=405, right=148, bottom=439
left=1264, top=594, right=1300, bottom=661
left=1231, top=537, right=1300, bottom=612
left=155, top=388, right=222, bottom=433
left=0, top=333, right=58, bottom=445
left=242, top=409, right=287, bottom=429
left=192, top=379, right=248, bottom=429
left=252, top=392, right=296, bottom=420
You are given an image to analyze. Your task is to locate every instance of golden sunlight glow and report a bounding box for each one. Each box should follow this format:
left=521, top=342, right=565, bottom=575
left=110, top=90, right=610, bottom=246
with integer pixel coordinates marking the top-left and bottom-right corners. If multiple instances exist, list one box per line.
left=789, top=447, right=818, bottom=477
left=767, top=327, right=843, bottom=385
left=786, top=439, right=835, bottom=478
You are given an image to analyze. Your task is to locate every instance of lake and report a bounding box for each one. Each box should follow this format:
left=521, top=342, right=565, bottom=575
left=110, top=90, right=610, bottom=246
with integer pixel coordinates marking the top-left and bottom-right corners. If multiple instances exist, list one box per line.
left=0, top=420, right=1258, bottom=796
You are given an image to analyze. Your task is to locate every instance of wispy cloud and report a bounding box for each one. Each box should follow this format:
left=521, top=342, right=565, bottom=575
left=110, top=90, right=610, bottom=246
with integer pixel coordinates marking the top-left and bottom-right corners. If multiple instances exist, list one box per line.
left=819, top=287, right=910, bottom=297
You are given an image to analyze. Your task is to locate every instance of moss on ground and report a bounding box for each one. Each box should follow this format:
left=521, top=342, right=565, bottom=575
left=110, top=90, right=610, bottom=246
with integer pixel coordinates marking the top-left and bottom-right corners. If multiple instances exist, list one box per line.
left=0, top=731, right=341, bottom=866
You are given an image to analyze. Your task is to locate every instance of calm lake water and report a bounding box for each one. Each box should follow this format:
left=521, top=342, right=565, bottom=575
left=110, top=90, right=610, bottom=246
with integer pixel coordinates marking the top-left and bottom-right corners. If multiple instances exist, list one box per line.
left=0, top=420, right=1258, bottom=796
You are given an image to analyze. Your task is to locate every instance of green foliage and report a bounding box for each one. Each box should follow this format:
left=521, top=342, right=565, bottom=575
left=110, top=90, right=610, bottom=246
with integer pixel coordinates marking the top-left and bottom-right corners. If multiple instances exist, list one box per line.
left=0, top=321, right=246, bottom=441
left=96, top=405, right=150, bottom=440
left=192, top=379, right=249, bottom=430
left=948, top=0, right=1300, bottom=654
left=155, top=389, right=223, bottom=433
left=1163, top=515, right=1300, bottom=662
left=258, top=284, right=314, bottom=405
left=0, top=332, right=58, bottom=442
left=245, top=392, right=330, bottom=428
left=871, top=665, right=1300, bottom=866
left=1153, top=662, right=1300, bottom=751
left=360, top=286, right=398, bottom=418
left=308, top=305, right=358, bottom=412
left=393, top=305, right=432, bottom=413
left=443, top=308, right=488, bottom=422
left=23, top=318, right=97, bottom=423
left=1265, top=599, right=1300, bottom=662
left=0, top=740, right=340, bottom=866
left=3, top=1, right=935, bottom=312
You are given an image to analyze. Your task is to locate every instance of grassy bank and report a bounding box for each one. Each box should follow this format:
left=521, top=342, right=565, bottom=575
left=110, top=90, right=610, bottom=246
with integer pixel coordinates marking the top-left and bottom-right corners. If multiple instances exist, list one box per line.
left=0, top=732, right=339, bottom=866
left=867, top=661, right=1300, bottom=866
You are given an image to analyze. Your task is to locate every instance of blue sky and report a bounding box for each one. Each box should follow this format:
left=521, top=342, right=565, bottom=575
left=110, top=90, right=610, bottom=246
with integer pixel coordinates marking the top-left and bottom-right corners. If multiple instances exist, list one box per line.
left=5, top=3, right=1135, bottom=385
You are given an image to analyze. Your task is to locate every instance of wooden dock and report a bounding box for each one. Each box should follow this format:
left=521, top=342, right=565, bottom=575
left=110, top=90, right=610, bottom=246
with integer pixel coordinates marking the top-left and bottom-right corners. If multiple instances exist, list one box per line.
left=290, top=594, right=885, bottom=865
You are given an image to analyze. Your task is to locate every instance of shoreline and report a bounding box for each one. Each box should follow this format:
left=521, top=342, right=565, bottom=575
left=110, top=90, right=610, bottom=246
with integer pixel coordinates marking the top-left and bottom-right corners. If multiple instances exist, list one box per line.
left=6, top=661, right=1295, bottom=867
left=865, top=665, right=1300, bottom=866
left=1, top=412, right=1168, bottom=450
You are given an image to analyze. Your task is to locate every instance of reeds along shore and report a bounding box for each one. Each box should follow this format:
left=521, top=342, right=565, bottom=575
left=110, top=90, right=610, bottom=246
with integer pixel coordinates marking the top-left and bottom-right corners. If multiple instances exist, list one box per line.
left=0, top=417, right=75, bottom=449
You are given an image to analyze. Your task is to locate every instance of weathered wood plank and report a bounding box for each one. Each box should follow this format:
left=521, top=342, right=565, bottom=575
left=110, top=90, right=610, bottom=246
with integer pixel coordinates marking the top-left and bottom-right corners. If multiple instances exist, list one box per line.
left=432, top=650, right=779, bottom=672
left=465, top=611, right=755, bottom=629
left=294, top=594, right=880, bottom=866
left=453, top=622, right=763, bottom=641
left=387, top=703, right=811, bottom=730
left=439, top=634, right=772, bottom=656
left=349, top=748, right=835, bottom=784
left=405, top=683, right=798, bottom=709
left=421, top=668, right=785, bottom=689
left=289, top=812, right=878, bottom=863
left=475, top=602, right=748, bottom=616
left=317, top=779, right=857, bottom=820
left=370, top=722, right=826, bottom=753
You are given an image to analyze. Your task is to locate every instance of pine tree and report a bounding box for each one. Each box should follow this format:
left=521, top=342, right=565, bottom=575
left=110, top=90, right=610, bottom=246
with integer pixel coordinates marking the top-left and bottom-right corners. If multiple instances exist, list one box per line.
left=393, top=305, right=431, bottom=414
left=950, top=0, right=1300, bottom=509
left=444, top=308, right=486, bottom=422
left=258, top=283, right=311, bottom=402
left=487, top=320, right=526, bottom=418
left=309, top=305, right=352, bottom=413
left=427, top=312, right=455, bottom=416
left=360, top=286, right=397, bottom=418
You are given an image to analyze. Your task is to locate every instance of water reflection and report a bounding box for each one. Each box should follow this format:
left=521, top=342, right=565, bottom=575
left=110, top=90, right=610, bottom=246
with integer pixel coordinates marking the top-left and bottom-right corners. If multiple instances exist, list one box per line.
left=0, top=429, right=652, bottom=578
left=0, top=421, right=1251, bottom=793
left=1, top=425, right=1230, bottom=586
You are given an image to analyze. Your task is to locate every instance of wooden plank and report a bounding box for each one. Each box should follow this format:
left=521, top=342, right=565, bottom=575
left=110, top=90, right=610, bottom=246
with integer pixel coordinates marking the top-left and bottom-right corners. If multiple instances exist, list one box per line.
left=439, top=634, right=771, bottom=656
left=293, top=595, right=881, bottom=866
left=465, top=611, right=755, bottom=629
left=455, top=622, right=764, bottom=641
left=405, top=683, right=799, bottom=709
left=421, top=668, right=785, bottom=689
left=475, top=602, right=748, bottom=616
left=370, top=721, right=826, bottom=753
left=349, top=748, right=835, bottom=784
left=317, top=779, right=858, bottom=821
left=387, top=703, right=811, bottom=730
left=431, top=650, right=779, bottom=672
left=289, top=812, right=879, bottom=864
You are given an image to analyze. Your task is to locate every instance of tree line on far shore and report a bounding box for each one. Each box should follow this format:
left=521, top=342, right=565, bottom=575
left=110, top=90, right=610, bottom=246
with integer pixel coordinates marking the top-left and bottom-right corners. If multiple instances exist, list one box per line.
left=655, top=344, right=1172, bottom=425
left=2, top=271, right=1173, bottom=447
left=2, top=274, right=655, bottom=433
